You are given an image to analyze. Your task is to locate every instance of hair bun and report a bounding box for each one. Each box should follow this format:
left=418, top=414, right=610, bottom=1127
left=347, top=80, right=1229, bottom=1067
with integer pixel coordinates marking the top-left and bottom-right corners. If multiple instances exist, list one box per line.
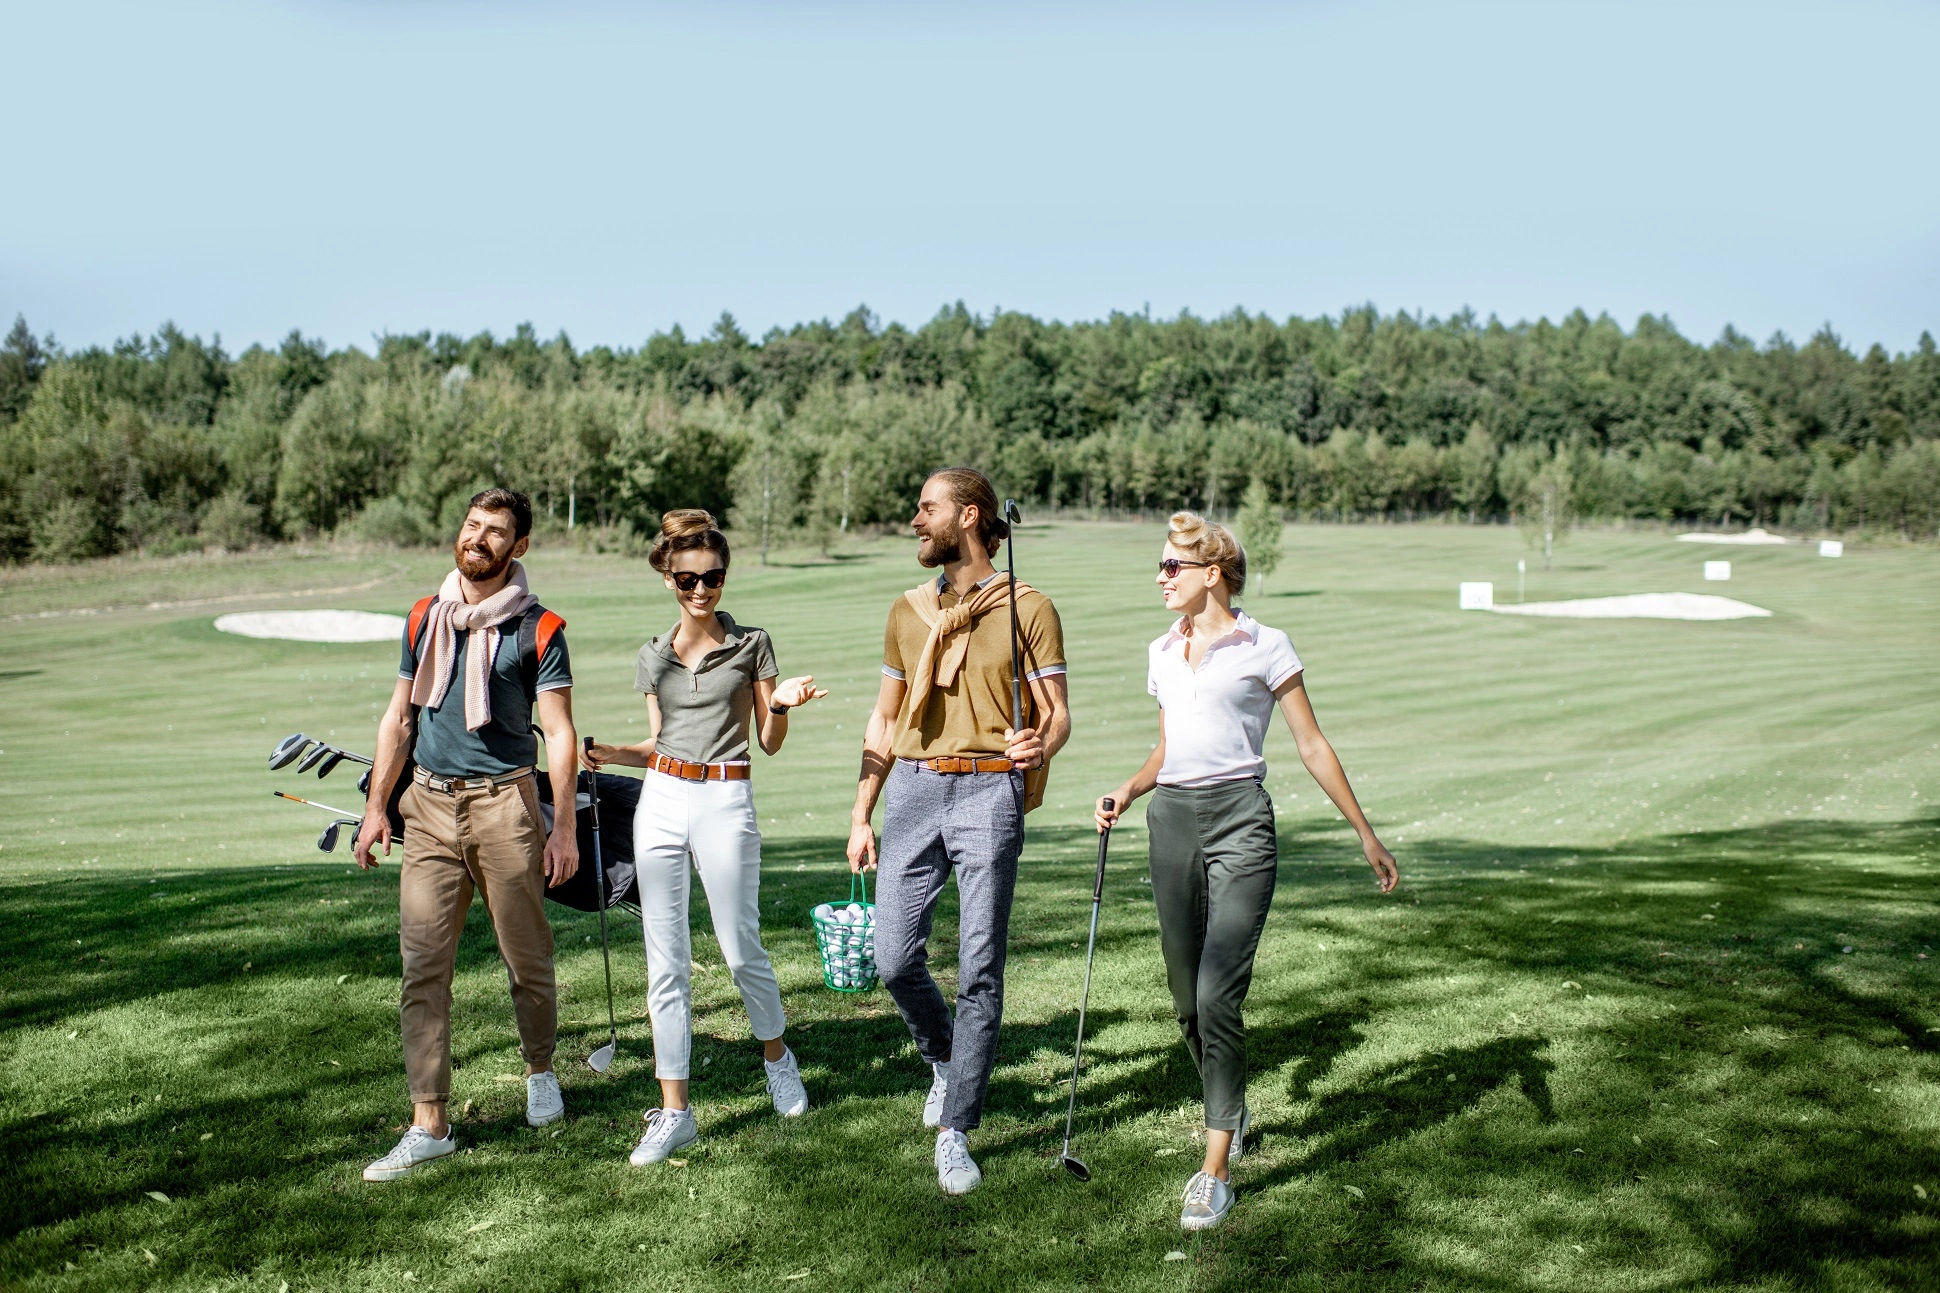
left=659, top=509, right=717, bottom=539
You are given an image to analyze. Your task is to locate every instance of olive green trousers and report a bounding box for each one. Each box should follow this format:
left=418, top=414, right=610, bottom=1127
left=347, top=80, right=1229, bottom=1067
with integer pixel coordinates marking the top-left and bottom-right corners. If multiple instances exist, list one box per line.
left=1145, top=777, right=1279, bottom=1131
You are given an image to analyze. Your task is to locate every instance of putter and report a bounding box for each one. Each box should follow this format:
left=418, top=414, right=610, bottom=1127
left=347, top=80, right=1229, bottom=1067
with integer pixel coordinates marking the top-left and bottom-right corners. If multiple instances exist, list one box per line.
left=583, top=737, right=620, bottom=1074
left=296, top=742, right=332, bottom=773
left=315, top=750, right=346, bottom=779
left=1059, top=797, right=1114, bottom=1182
left=1003, top=499, right=1024, bottom=734
left=274, top=789, right=364, bottom=818
left=316, top=817, right=359, bottom=852
left=268, top=733, right=311, bottom=770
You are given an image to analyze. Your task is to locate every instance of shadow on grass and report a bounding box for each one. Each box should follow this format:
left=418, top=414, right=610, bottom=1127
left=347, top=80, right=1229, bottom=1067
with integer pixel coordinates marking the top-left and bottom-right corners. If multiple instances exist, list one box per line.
left=2, top=813, right=1937, bottom=1289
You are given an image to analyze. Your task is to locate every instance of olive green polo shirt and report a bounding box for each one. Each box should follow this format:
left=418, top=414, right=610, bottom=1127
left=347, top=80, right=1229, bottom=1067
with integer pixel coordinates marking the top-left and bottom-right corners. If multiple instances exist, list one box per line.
left=634, top=611, right=779, bottom=763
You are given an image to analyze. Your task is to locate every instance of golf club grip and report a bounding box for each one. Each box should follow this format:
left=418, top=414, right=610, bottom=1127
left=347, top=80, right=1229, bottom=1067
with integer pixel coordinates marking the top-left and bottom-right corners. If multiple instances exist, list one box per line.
left=1093, top=798, right=1113, bottom=901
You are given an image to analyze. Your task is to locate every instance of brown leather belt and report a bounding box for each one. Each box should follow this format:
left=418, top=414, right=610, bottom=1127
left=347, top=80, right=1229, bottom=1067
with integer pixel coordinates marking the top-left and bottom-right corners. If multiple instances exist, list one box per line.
left=647, top=751, right=751, bottom=782
left=413, top=765, right=534, bottom=795
left=917, top=755, right=1015, bottom=775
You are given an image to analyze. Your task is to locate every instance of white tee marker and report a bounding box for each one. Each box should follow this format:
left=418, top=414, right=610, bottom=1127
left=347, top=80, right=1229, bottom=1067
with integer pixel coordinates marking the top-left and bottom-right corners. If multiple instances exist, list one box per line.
left=1703, top=561, right=1731, bottom=581
left=1459, top=582, right=1495, bottom=611
left=1819, top=540, right=1844, bottom=557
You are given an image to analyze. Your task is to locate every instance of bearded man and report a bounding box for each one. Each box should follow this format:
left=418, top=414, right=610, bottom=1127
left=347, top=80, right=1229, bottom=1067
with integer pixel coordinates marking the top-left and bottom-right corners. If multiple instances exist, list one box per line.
left=848, top=467, right=1071, bottom=1194
left=353, top=488, right=580, bottom=1181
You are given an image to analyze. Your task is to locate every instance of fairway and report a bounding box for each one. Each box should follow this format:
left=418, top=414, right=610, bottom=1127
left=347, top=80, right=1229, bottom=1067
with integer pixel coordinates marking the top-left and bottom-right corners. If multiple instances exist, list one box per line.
left=3, top=522, right=1937, bottom=1291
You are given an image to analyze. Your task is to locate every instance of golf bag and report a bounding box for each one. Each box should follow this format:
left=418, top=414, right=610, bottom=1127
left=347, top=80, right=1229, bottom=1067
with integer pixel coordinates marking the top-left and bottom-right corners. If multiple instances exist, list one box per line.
left=536, top=769, right=642, bottom=913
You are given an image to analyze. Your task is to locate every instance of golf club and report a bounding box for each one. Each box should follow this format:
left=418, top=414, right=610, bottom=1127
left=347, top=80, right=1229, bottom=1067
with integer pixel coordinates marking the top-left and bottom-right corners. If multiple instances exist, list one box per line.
left=273, top=789, right=364, bottom=818
left=315, top=749, right=346, bottom=779
left=268, top=733, right=312, bottom=770
left=582, top=737, right=619, bottom=1074
left=316, top=817, right=359, bottom=852
left=1059, top=797, right=1114, bottom=1182
left=1003, top=498, right=1023, bottom=734
left=357, top=768, right=372, bottom=797
left=296, top=743, right=331, bottom=773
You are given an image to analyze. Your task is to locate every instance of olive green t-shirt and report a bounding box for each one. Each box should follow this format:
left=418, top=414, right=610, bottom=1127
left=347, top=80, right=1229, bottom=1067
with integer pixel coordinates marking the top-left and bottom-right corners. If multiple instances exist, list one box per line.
left=635, top=611, right=779, bottom=763
left=882, top=572, right=1066, bottom=761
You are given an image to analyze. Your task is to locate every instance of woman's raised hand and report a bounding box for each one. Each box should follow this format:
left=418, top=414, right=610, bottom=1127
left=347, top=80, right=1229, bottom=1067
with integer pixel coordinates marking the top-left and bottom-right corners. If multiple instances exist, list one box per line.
left=771, top=675, right=828, bottom=710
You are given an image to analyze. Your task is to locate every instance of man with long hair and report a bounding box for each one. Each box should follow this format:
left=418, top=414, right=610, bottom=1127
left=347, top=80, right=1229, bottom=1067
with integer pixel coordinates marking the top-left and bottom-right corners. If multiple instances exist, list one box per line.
left=353, top=488, right=581, bottom=1181
left=848, top=467, right=1071, bottom=1194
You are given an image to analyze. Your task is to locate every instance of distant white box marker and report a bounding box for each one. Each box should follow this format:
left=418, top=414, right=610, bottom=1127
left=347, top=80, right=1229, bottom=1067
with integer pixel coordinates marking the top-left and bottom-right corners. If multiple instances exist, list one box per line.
left=1703, top=561, right=1731, bottom=581
left=1458, top=582, right=1494, bottom=610
left=1819, top=540, right=1843, bottom=558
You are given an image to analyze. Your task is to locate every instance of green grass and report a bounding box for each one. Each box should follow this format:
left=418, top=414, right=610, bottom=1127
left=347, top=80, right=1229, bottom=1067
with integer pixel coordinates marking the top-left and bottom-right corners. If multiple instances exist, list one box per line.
left=3, top=522, right=1937, bottom=1291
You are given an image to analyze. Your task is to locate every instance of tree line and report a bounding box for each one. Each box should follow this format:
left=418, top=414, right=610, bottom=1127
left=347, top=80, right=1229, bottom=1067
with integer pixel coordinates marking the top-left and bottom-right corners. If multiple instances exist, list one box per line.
left=2, top=302, right=1937, bottom=564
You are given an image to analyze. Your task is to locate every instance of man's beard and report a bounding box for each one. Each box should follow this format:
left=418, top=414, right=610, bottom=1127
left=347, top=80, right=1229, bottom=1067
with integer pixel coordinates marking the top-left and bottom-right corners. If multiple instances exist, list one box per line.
left=916, top=530, right=961, bottom=569
left=454, top=538, right=513, bottom=582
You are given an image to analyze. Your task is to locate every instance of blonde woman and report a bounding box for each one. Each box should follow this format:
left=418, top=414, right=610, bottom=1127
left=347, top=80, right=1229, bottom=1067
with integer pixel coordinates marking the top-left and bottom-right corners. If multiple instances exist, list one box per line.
left=585, top=509, right=827, bottom=1165
left=1095, top=511, right=1398, bottom=1231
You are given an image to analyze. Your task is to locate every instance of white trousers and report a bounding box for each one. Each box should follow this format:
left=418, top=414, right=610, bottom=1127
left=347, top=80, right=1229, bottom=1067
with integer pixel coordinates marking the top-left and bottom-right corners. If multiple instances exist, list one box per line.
left=634, top=771, right=786, bottom=1079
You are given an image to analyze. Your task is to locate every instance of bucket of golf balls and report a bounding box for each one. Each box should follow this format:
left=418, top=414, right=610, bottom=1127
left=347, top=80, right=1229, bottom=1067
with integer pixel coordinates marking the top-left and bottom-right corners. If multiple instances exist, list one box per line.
left=811, top=873, right=877, bottom=993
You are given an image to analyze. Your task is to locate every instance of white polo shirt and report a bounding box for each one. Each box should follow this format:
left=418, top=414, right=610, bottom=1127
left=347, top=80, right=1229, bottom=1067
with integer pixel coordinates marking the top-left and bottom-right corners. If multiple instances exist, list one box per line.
left=1146, top=611, right=1303, bottom=788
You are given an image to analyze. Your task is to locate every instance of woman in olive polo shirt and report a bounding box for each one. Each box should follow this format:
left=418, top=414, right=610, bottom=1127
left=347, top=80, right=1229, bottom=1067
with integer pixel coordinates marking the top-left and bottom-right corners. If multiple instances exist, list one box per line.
left=585, top=509, right=827, bottom=1166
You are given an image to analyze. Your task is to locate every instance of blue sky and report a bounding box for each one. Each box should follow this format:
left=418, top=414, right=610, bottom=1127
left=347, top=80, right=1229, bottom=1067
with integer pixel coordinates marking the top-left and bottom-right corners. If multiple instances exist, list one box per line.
left=4, top=1, right=1936, bottom=354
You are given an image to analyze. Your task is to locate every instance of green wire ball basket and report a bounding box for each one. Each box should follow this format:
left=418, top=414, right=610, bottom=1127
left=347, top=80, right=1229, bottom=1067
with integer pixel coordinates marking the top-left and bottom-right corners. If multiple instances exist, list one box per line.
left=811, top=872, right=877, bottom=993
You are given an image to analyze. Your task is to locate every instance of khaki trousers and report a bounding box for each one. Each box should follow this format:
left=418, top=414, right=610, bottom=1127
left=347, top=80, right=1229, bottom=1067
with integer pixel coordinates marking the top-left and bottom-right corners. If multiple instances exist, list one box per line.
left=398, top=774, right=556, bottom=1103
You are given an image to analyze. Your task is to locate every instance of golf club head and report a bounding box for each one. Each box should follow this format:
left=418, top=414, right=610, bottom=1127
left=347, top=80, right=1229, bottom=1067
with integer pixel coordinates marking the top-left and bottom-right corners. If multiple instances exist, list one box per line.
left=1060, top=1154, right=1091, bottom=1182
left=1004, top=498, right=1022, bottom=523
left=316, top=818, right=355, bottom=852
left=357, top=768, right=372, bottom=796
left=296, top=743, right=331, bottom=773
left=269, top=733, right=310, bottom=770
left=316, top=750, right=346, bottom=779
left=587, top=1039, right=616, bottom=1073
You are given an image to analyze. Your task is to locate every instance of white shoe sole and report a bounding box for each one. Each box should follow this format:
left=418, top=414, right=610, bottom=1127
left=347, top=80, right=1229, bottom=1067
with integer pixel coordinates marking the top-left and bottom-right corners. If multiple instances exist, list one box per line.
left=1181, top=1208, right=1231, bottom=1232
left=526, top=1105, right=564, bottom=1128
left=629, top=1123, right=698, bottom=1166
left=362, top=1144, right=454, bottom=1182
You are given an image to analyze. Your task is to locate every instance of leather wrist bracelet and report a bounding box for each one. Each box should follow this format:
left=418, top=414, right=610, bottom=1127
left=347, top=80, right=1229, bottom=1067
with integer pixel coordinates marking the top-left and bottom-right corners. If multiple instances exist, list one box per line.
left=769, top=703, right=789, bottom=715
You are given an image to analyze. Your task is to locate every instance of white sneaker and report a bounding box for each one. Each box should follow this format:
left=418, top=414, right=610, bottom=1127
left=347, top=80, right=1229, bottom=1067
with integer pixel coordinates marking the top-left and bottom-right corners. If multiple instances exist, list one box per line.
left=629, top=1107, right=698, bottom=1166
left=363, top=1126, right=455, bottom=1182
left=1180, top=1171, right=1234, bottom=1230
left=764, top=1047, right=809, bottom=1118
left=934, top=1127, right=981, bottom=1195
left=525, top=1071, right=564, bottom=1127
left=922, top=1060, right=952, bottom=1128
left=1227, top=1105, right=1250, bottom=1166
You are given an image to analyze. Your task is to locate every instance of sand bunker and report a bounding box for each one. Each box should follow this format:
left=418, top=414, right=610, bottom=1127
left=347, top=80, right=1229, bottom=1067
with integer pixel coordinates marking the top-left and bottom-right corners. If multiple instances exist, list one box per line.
left=1488, top=593, right=1771, bottom=621
left=214, top=610, right=406, bottom=642
left=1676, top=528, right=1791, bottom=545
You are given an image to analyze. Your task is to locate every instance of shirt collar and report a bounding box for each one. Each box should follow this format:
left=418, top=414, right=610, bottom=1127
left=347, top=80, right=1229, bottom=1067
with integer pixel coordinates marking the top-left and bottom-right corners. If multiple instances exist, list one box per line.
left=1161, top=610, right=1258, bottom=656
left=653, top=610, right=744, bottom=664
left=937, top=570, right=1005, bottom=596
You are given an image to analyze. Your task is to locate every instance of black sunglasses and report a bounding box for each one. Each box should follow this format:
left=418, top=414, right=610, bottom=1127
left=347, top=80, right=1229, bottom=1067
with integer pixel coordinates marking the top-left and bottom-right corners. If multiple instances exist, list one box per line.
left=672, top=568, right=727, bottom=591
left=1158, top=559, right=1212, bottom=578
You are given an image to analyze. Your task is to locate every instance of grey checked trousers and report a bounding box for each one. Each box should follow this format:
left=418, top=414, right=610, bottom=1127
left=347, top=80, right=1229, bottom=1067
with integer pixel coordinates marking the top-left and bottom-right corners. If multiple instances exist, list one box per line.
left=873, top=759, right=1024, bottom=1132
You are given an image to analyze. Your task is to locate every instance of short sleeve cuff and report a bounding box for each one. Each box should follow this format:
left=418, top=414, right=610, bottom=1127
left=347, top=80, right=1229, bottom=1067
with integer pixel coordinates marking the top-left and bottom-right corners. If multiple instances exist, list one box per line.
left=1024, top=663, right=1066, bottom=681
left=398, top=670, right=415, bottom=682
left=1267, top=664, right=1303, bottom=690
left=882, top=665, right=906, bottom=681
left=535, top=679, right=573, bottom=694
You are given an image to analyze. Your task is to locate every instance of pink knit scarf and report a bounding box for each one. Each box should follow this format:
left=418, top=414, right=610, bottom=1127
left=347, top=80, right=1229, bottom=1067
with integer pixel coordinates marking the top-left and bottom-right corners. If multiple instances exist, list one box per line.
left=409, top=563, right=537, bottom=731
